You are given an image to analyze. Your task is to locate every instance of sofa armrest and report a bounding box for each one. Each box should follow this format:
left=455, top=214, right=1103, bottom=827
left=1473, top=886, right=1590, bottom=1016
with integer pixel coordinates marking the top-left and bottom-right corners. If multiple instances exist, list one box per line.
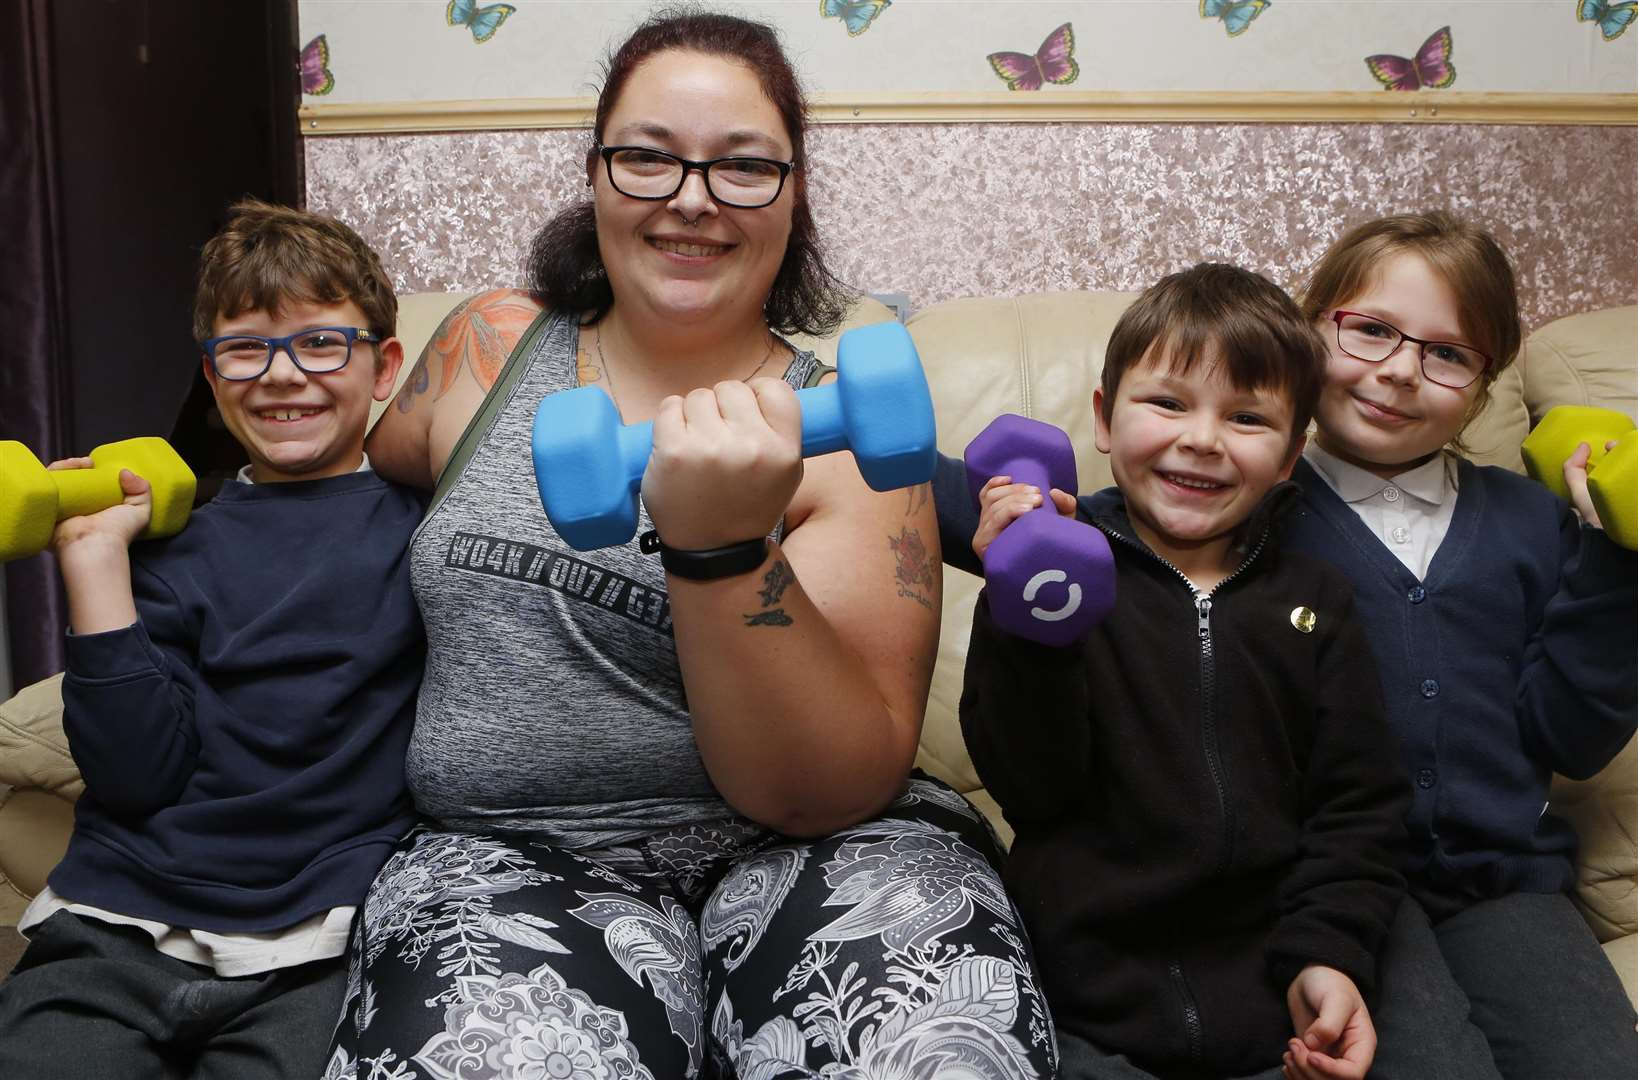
left=1550, top=733, right=1638, bottom=946
left=0, top=787, right=75, bottom=925
left=0, top=674, right=80, bottom=799
left=1598, top=934, right=1638, bottom=1012
left=0, top=673, right=79, bottom=924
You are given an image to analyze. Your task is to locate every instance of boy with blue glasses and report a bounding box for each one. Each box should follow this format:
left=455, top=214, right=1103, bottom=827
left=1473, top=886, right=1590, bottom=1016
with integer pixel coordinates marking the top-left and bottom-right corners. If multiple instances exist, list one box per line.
left=0, top=199, right=425, bottom=1080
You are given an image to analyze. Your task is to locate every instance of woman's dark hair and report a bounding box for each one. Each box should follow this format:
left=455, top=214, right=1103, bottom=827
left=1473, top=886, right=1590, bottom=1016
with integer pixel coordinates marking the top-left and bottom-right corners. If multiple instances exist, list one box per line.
left=526, top=8, right=851, bottom=335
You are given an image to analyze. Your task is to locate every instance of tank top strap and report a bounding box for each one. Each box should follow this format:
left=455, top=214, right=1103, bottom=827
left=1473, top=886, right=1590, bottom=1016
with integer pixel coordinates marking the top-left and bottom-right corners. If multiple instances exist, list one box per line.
left=777, top=338, right=825, bottom=390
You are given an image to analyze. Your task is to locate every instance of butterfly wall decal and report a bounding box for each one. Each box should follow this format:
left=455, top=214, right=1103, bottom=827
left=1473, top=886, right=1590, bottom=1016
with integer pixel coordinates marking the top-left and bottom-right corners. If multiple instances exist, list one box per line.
left=299, top=34, right=333, bottom=96
left=447, top=0, right=515, bottom=44
left=1200, top=0, right=1270, bottom=37
left=1366, top=26, right=1455, bottom=91
left=987, top=23, right=1078, bottom=92
left=1579, top=0, right=1637, bottom=40
left=821, top=0, right=891, bottom=37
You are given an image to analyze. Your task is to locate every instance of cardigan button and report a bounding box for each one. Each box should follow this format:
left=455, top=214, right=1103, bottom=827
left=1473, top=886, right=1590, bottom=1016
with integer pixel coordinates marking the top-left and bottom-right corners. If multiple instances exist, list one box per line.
left=1420, top=679, right=1440, bottom=698
left=1417, top=768, right=1437, bottom=789
left=1408, top=586, right=1426, bottom=603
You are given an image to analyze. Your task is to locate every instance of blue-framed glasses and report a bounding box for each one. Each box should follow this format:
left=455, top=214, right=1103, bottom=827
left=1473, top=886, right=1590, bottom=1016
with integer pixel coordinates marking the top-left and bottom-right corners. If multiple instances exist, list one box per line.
left=201, top=326, right=381, bottom=381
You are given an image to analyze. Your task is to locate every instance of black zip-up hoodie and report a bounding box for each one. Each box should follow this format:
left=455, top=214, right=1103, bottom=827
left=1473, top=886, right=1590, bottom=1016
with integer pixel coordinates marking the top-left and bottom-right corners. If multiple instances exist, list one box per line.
left=957, top=482, right=1410, bottom=1077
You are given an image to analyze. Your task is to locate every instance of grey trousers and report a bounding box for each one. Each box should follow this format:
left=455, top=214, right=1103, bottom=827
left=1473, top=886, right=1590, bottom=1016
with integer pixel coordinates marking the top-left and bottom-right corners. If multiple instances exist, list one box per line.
left=1371, top=891, right=1638, bottom=1080
left=0, top=910, right=346, bottom=1080
left=1058, top=891, right=1637, bottom=1080
left=1057, top=1027, right=1284, bottom=1080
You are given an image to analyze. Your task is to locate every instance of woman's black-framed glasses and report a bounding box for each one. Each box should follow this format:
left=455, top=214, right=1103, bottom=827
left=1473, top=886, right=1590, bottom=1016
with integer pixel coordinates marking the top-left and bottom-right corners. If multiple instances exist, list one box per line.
left=1329, top=310, right=1492, bottom=390
left=201, top=326, right=381, bottom=381
left=598, top=145, right=795, bottom=209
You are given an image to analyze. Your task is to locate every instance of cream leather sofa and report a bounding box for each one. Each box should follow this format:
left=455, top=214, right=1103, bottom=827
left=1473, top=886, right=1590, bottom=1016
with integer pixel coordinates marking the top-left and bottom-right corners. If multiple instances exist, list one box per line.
left=3, top=293, right=1634, bottom=1006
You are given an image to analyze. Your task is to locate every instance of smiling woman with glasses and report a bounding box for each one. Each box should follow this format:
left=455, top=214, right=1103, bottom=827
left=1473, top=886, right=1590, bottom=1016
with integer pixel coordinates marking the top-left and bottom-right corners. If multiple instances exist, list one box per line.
left=335, top=10, right=1053, bottom=1080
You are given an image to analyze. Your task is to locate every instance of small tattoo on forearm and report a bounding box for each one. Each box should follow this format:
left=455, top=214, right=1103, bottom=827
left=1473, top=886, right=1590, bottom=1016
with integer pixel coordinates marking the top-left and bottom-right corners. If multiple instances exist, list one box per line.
left=744, top=559, right=796, bottom=628
left=905, top=482, right=930, bottom=515
left=889, top=527, right=934, bottom=609
left=758, top=559, right=795, bottom=606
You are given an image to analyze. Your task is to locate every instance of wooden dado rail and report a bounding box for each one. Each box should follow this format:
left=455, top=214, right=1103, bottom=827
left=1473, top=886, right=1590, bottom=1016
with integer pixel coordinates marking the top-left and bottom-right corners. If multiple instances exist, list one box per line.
left=299, top=91, right=1638, bottom=135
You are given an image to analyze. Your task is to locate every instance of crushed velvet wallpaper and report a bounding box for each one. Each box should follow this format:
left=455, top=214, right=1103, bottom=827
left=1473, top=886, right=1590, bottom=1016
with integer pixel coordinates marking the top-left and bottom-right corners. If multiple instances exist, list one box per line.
left=306, top=122, right=1637, bottom=330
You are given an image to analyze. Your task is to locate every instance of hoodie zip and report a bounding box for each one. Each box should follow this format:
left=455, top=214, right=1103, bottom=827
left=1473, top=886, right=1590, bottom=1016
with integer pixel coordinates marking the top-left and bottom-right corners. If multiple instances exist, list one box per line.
left=1095, top=521, right=1273, bottom=1066
left=1092, top=523, right=1271, bottom=875
left=1168, top=959, right=1206, bottom=1066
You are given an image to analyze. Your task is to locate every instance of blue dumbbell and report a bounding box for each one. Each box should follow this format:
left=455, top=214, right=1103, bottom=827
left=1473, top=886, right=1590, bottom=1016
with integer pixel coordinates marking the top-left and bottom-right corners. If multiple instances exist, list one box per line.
left=532, top=321, right=937, bottom=550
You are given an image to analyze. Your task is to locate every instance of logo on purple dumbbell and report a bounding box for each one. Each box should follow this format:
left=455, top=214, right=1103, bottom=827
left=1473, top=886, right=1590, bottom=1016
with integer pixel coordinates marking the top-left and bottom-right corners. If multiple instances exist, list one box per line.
left=965, top=414, right=1115, bottom=646
left=1023, top=568, right=1082, bottom=622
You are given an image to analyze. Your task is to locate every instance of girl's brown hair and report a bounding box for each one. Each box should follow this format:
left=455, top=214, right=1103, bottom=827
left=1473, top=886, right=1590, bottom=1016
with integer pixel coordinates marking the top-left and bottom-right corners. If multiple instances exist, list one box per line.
left=1298, top=211, right=1522, bottom=444
left=193, top=198, right=397, bottom=364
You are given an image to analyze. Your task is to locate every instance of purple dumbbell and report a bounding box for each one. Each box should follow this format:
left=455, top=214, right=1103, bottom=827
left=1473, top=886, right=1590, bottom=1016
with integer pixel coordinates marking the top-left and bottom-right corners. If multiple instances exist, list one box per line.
left=964, top=414, right=1116, bottom=646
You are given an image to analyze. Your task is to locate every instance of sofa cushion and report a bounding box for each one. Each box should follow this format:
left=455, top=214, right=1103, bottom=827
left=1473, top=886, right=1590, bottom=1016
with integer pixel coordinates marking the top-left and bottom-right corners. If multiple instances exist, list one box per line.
left=907, top=292, right=1138, bottom=798
left=0, top=674, right=79, bottom=801
left=908, top=291, right=1140, bottom=496
left=1458, top=359, right=1529, bottom=473
left=1520, top=305, right=1638, bottom=425
left=0, top=673, right=78, bottom=924
left=1550, top=733, right=1638, bottom=944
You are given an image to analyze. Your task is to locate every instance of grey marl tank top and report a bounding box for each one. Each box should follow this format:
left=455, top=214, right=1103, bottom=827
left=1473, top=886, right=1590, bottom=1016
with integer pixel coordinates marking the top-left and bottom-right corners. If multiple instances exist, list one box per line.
left=405, top=311, right=823, bottom=848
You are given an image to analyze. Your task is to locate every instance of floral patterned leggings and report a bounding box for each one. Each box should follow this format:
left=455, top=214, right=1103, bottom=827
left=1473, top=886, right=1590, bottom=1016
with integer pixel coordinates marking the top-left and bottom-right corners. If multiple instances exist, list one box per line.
left=323, top=776, right=1057, bottom=1080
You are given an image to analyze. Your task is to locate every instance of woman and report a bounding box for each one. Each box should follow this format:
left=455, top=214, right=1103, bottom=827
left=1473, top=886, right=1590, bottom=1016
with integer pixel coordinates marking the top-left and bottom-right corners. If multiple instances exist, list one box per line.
left=324, top=12, right=1055, bottom=1079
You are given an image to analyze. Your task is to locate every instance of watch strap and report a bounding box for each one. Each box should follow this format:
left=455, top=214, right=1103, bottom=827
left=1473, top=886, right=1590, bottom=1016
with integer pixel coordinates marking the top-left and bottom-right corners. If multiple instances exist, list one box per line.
left=640, top=530, right=769, bottom=581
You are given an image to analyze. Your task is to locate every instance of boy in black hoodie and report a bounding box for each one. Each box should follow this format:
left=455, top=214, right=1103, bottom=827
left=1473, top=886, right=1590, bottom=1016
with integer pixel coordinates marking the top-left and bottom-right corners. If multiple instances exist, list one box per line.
left=950, top=265, right=1410, bottom=1079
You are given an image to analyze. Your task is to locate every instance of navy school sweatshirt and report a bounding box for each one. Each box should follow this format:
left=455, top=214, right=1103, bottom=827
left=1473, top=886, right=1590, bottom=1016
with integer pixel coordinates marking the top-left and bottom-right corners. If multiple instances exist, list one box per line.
left=50, top=471, right=425, bottom=932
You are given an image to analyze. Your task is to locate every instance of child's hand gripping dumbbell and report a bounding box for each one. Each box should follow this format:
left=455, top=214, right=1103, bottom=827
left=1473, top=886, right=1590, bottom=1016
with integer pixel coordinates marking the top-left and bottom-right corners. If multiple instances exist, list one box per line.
left=965, top=414, right=1117, bottom=647
left=531, top=321, right=938, bottom=550
left=0, top=438, right=196, bottom=562
left=1520, top=405, right=1637, bottom=550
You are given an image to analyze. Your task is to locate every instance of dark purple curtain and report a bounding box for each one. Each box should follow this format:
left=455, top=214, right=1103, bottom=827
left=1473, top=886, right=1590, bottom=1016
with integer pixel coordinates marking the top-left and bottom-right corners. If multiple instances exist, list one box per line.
left=0, top=0, right=71, bottom=689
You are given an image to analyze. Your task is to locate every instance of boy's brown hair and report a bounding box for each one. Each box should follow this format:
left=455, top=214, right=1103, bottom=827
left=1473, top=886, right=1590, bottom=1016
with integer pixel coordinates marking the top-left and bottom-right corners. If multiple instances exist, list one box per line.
left=1101, top=263, right=1325, bottom=446
left=1297, top=211, right=1521, bottom=445
left=193, top=198, right=397, bottom=364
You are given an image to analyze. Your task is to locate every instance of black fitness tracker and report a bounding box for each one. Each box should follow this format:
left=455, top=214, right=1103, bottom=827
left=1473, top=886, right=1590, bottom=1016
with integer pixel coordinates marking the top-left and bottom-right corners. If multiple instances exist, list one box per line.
left=640, top=530, right=770, bottom=581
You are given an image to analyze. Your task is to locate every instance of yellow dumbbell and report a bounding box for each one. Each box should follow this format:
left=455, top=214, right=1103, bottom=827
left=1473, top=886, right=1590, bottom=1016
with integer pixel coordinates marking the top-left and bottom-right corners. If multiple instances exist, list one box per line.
left=1520, top=405, right=1638, bottom=550
left=0, top=438, right=196, bottom=562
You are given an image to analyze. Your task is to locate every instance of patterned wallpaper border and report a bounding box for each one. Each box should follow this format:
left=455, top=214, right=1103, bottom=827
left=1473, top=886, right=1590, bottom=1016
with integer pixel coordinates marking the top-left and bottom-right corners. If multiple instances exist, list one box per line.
left=295, top=2, right=1638, bottom=101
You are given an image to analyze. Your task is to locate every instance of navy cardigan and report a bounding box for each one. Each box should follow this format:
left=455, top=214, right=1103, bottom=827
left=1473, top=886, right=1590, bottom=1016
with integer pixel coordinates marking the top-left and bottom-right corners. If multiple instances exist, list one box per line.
left=1283, top=456, right=1638, bottom=901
